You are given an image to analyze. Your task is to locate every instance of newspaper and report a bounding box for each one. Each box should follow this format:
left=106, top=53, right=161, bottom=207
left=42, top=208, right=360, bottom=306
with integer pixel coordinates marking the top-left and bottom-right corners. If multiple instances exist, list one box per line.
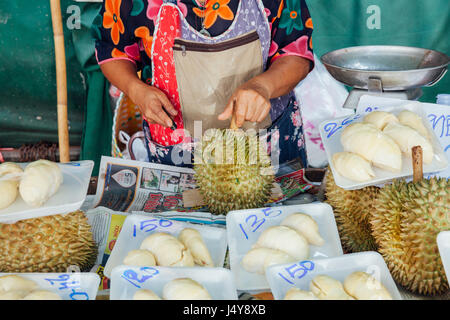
left=91, top=156, right=313, bottom=213
left=92, top=156, right=200, bottom=213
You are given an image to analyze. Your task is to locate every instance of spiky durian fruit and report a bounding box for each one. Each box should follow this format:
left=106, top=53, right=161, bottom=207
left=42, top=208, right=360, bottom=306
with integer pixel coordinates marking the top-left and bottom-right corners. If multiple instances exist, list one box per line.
left=0, top=210, right=97, bottom=272
left=370, top=178, right=449, bottom=296
left=194, top=128, right=274, bottom=215
left=325, top=170, right=378, bottom=253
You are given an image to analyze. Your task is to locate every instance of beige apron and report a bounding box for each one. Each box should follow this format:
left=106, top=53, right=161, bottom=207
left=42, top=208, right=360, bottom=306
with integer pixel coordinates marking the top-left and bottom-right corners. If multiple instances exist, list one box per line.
left=173, top=30, right=272, bottom=136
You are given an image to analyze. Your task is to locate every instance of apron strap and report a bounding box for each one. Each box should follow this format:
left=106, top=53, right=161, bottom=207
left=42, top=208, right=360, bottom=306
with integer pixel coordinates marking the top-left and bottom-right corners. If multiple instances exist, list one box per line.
left=163, top=0, right=178, bottom=4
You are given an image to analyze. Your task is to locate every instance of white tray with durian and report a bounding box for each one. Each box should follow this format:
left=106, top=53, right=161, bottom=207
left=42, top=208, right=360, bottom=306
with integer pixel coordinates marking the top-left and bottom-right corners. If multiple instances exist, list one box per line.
left=103, top=214, right=228, bottom=279
left=0, top=160, right=94, bottom=223
left=319, top=101, right=448, bottom=190
left=0, top=272, right=100, bottom=300
left=437, top=231, right=450, bottom=286
left=110, top=265, right=237, bottom=300
left=226, top=202, right=343, bottom=291
left=266, top=251, right=402, bottom=300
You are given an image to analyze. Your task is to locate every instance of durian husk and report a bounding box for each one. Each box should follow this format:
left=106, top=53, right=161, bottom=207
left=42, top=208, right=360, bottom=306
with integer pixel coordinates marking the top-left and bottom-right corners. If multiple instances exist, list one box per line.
left=325, top=169, right=379, bottom=253
left=194, top=128, right=274, bottom=215
left=0, top=210, right=97, bottom=272
left=370, top=177, right=449, bottom=296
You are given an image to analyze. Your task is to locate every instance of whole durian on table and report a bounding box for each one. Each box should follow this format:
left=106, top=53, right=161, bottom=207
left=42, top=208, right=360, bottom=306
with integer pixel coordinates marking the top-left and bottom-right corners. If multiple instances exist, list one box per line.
left=193, top=127, right=274, bottom=215
left=325, top=169, right=379, bottom=253
left=370, top=177, right=449, bottom=295
left=0, top=210, right=97, bottom=272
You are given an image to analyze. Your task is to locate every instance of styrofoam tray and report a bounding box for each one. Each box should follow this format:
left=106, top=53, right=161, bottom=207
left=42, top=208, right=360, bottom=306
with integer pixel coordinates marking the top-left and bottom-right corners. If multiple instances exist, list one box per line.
left=104, top=214, right=228, bottom=278
left=226, top=203, right=343, bottom=291
left=319, top=103, right=448, bottom=190
left=0, top=161, right=94, bottom=223
left=0, top=272, right=100, bottom=300
left=110, top=265, right=237, bottom=300
left=266, top=251, right=402, bottom=300
left=437, top=231, right=450, bottom=286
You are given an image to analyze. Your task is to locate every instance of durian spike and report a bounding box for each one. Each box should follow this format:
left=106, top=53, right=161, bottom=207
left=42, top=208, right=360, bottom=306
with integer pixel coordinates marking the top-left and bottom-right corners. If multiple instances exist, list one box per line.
left=411, top=146, right=423, bottom=183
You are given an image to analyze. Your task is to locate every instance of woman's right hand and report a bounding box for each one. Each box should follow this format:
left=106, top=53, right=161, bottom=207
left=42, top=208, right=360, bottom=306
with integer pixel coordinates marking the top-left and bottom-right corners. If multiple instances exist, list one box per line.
left=128, top=81, right=178, bottom=128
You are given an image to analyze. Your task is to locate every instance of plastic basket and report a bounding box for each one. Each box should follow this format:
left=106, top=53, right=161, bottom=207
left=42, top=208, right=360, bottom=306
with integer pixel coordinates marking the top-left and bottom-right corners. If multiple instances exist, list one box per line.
left=111, top=93, right=143, bottom=158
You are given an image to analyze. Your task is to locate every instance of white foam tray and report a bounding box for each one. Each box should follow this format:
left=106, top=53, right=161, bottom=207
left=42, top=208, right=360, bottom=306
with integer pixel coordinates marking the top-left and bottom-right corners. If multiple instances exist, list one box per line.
left=226, top=203, right=343, bottom=291
left=104, top=214, right=228, bottom=278
left=319, top=103, right=448, bottom=190
left=110, top=265, right=237, bottom=300
left=266, top=251, right=402, bottom=300
left=0, top=272, right=100, bottom=300
left=0, top=161, right=94, bottom=223
left=437, top=231, right=450, bottom=286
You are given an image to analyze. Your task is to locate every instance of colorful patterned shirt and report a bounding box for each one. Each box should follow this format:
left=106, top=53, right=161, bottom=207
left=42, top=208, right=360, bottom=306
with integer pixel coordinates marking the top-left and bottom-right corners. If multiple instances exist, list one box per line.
left=94, top=0, right=314, bottom=84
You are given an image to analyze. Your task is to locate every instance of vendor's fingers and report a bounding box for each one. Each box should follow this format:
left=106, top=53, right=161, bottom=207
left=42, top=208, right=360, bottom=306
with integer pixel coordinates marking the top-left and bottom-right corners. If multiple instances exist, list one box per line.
left=234, top=96, right=248, bottom=128
left=157, top=91, right=177, bottom=116
left=143, top=102, right=170, bottom=127
left=248, top=95, right=266, bottom=122
left=218, top=97, right=235, bottom=121
left=256, top=102, right=271, bottom=123
left=152, top=105, right=173, bottom=128
left=144, top=110, right=164, bottom=127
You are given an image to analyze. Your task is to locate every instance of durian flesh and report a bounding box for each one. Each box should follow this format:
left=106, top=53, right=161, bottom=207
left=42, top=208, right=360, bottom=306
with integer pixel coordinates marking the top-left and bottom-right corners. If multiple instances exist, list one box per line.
left=162, top=278, right=212, bottom=300
left=253, top=226, right=309, bottom=260
left=383, top=122, right=434, bottom=164
left=123, top=249, right=156, bottom=267
left=22, top=290, right=62, bottom=300
left=332, top=152, right=375, bottom=182
left=310, top=275, right=354, bottom=300
left=363, top=111, right=399, bottom=130
left=397, top=110, right=430, bottom=139
left=280, top=213, right=325, bottom=246
left=283, top=287, right=318, bottom=300
left=194, top=128, right=274, bottom=215
left=178, top=228, right=214, bottom=267
left=0, top=162, right=23, bottom=210
left=241, top=247, right=296, bottom=275
left=343, top=271, right=392, bottom=300
left=341, top=123, right=402, bottom=172
left=19, top=159, right=63, bottom=207
left=140, top=232, right=195, bottom=267
left=0, top=210, right=97, bottom=272
left=133, top=289, right=161, bottom=300
left=0, top=275, right=37, bottom=292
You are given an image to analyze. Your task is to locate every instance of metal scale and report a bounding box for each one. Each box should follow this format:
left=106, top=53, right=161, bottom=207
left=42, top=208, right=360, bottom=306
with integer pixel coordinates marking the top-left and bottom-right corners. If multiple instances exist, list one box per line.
left=320, top=45, right=449, bottom=109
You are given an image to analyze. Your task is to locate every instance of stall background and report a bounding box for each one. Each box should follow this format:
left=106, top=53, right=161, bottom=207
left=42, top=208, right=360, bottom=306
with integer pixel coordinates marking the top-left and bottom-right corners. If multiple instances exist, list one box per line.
left=0, top=0, right=449, bottom=174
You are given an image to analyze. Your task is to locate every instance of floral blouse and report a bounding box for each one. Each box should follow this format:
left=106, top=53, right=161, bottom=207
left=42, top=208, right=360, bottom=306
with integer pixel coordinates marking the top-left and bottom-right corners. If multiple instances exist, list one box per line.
left=94, top=0, right=314, bottom=83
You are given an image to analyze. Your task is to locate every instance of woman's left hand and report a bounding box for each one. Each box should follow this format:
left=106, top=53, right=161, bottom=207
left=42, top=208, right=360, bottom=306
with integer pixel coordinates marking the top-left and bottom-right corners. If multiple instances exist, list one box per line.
left=218, top=79, right=271, bottom=128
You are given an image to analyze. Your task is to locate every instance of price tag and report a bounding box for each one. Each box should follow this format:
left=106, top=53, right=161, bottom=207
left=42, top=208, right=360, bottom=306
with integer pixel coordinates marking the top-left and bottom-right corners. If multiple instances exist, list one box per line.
left=44, top=274, right=89, bottom=300
left=277, top=261, right=315, bottom=285
left=322, top=114, right=363, bottom=139
left=121, top=267, right=160, bottom=288
left=238, top=208, right=283, bottom=240
left=132, top=218, right=174, bottom=237
left=426, top=106, right=450, bottom=179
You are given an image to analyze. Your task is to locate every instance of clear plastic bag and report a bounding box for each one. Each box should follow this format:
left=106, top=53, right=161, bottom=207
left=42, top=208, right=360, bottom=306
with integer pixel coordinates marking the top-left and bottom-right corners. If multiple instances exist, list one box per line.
left=294, top=54, right=353, bottom=168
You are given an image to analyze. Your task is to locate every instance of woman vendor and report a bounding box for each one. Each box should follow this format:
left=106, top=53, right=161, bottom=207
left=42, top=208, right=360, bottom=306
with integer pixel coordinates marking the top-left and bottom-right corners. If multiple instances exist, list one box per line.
left=95, top=0, right=314, bottom=167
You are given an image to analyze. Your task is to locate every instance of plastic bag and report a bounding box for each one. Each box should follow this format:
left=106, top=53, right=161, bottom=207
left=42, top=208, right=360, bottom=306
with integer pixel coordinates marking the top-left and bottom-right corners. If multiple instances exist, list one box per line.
left=118, top=130, right=149, bottom=162
left=294, top=54, right=353, bottom=168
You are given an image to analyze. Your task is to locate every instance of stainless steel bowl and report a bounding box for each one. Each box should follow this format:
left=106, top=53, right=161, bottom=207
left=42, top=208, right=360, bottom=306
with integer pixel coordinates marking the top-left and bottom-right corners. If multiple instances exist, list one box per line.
left=320, top=45, right=449, bottom=91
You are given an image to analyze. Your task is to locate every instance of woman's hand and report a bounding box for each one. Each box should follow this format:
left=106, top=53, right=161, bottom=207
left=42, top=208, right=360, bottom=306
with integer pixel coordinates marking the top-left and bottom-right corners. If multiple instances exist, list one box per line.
left=128, top=81, right=177, bottom=128
left=99, top=59, right=177, bottom=128
left=218, top=78, right=271, bottom=128
left=218, top=56, right=311, bottom=128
